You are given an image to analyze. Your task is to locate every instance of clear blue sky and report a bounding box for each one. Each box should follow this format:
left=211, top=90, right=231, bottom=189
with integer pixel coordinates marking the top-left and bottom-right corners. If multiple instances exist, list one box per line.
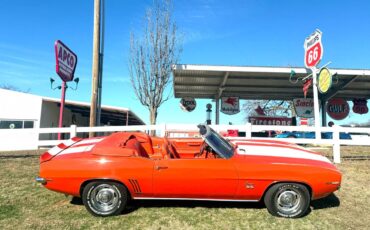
left=1, top=0, right=370, bottom=125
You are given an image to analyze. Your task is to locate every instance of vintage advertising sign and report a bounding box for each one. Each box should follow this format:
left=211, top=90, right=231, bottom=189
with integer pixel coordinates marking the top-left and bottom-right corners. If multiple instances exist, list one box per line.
left=302, top=78, right=312, bottom=98
left=180, top=97, right=196, bottom=112
left=327, top=98, right=349, bottom=120
left=249, top=117, right=292, bottom=126
left=304, top=29, right=323, bottom=68
left=221, top=97, right=240, bottom=115
left=55, top=40, right=78, bottom=82
left=317, top=68, right=332, bottom=93
left=352, top=99, right=368, bottom=115
left=293, top=98, right=317, bottom=118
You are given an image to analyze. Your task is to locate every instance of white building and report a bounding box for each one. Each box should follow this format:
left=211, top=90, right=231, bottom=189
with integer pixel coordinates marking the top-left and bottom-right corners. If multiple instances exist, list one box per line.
left=0, top=89, right=144, bottom=151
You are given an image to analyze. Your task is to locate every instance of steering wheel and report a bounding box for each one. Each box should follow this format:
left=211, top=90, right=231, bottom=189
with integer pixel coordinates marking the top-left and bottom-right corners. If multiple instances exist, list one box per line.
left=195, top=141, right=210, bottom=158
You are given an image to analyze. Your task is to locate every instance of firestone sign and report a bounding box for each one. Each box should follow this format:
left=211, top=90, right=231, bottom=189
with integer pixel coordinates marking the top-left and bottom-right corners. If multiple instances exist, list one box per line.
left=221, top=97, right=240, bottom=115
left=55, top=40, right=78, bottom=82
left=304, top=29, right=323, bottom=68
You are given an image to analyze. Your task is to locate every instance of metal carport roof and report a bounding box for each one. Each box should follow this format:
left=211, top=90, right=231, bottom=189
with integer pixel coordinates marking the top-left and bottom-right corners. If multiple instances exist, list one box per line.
left=172, top=64, right=370, bottom=101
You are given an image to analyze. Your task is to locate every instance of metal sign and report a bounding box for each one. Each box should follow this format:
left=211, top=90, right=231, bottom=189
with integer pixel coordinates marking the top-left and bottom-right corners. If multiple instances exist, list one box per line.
left=317, top=67, right=332, bottom=93
left=352, top=99, right=368, bottom=115
left=221, top=97, right=240, bottom=115
left=180, top=97, right=196, bottom=112
left=304, top=29, right=323, bottom=68
left=55, top=40, right=78, bottom=82
left=327, top=98, right=349, bottom=120
left=293, top=98, right=316, bottom=118
left=249, top=117, right=293, bottom=126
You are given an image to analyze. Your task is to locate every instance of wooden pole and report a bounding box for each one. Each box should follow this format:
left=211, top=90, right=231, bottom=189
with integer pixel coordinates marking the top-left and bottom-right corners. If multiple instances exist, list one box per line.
left=89, top=0, right=101, bottom=137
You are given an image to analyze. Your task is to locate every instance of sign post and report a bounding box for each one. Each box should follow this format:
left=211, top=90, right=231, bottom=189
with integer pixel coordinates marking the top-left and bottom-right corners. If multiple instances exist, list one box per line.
left=304, top=30, right=323, bottom=140
left=54, top=40, right=78, bottom=140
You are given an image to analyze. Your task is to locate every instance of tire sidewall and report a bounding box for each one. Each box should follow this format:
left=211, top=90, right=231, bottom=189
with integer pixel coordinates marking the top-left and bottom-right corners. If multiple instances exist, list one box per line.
left=82, top=181, right=127, bottom=217
left=265, top=183, right=310, bottom=218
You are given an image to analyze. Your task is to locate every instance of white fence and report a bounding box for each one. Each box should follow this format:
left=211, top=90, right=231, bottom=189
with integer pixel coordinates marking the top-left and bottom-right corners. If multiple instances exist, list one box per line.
left=1, top=123, right=370, bottom=164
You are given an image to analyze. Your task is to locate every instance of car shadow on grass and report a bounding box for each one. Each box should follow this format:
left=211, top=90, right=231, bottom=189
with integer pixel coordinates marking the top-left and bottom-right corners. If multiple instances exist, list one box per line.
left=310, top=193, right=340, bottom=210
left=70, top=193, right=339, bottom=216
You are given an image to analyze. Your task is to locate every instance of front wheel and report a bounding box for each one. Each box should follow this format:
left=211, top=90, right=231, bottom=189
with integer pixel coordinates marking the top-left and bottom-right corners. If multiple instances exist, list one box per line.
left=264, top=183, right=310, bottom=218
left=82, top=181, right=128, bottom=217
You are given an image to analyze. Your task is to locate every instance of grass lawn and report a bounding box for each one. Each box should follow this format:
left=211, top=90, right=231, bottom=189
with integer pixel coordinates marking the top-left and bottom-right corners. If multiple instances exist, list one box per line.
left=0, top=149, right=369, bottom=230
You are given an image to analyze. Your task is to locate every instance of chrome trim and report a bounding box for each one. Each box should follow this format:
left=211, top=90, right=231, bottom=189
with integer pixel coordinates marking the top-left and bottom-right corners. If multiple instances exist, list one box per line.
left=35, top=177, right=47, bottom=185
left=132, top=197, right=259, bottom=202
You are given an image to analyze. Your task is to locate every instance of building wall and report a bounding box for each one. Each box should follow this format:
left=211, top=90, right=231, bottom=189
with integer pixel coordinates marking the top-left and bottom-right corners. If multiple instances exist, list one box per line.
left=39, top=101, right=89, bottom=140
left=0, top=89, right=42, bottom=151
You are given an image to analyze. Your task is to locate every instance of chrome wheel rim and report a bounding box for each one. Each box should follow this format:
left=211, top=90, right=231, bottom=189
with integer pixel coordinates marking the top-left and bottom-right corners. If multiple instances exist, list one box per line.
left=88, top=184, right=121, bottom=215
left=276, top=189, right=301, bottom=214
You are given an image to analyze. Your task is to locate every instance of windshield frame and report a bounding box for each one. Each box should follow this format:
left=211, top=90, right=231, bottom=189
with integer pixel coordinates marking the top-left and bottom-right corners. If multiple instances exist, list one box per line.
left=201, top=125, right=234, bottom=159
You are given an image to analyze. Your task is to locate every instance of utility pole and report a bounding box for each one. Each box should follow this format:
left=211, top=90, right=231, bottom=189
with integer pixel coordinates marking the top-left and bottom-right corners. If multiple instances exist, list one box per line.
left=89, top=0, right=101, bottom=137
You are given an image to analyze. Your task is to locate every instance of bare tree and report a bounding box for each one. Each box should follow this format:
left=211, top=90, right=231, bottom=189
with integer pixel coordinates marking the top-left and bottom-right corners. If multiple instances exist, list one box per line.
left=243, top=100, right=294, bottom=120
left=129, top=0, right=181, bottom=126
left=0, top=84, right=30, bottom=93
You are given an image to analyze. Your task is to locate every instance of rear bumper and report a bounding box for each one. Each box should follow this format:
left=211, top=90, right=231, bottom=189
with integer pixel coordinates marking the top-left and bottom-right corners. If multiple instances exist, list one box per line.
left=35, top=177, right=47, bottom=185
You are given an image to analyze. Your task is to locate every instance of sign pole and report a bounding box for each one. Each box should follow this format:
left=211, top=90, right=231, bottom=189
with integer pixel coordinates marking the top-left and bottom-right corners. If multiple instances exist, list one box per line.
left=58, top=81, right=67, bottom=140
left=312, top=67, right=321, bottom=140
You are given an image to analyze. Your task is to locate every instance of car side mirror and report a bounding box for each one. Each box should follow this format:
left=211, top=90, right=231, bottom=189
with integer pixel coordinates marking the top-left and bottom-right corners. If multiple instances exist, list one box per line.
left=197, top=124, right=207, bottom=136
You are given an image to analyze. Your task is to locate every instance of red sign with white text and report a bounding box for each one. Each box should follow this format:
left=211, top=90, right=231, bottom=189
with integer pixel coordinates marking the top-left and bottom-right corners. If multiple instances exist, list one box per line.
left=55, top=40, right=78, bottom=82
left=327, top=98, right=349, bottom=120
left=304, top=30, right=323, bottom=68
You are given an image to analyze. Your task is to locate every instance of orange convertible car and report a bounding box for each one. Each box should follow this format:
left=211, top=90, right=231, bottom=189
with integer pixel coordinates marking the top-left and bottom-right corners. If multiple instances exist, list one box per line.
left=37, top=125, right=341, bottom=218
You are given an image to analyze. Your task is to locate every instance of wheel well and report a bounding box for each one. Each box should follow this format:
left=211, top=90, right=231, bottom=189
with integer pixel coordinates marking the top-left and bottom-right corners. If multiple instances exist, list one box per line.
left=261, top=181, right=312, bottom=201
left=79, top=179, right=131, bottom=198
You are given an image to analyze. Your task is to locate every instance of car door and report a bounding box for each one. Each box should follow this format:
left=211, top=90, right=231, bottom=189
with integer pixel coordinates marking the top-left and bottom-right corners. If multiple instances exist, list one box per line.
left=153, top=158, right=238, bottom=199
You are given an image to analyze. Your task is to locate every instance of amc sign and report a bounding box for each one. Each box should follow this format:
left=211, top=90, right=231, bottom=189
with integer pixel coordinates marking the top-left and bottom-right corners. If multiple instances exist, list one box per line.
left=55, top=40, right=78, bottom=82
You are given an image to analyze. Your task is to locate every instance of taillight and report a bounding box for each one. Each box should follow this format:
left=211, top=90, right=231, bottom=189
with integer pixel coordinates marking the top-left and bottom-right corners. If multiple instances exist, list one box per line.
left=40, top=152, right=53, bottom=163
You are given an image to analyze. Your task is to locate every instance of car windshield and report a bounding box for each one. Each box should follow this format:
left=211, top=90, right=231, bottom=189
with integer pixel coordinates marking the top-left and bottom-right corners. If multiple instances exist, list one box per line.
left=201, top=126, right=234, bottom=159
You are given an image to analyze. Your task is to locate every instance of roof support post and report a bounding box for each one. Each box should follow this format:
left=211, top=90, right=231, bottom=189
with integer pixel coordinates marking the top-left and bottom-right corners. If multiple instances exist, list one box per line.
left=126, top=111, right=129, bottom=126
left=312, top=67, right=321, bottom=141
left=321, top=99, right=327, bottom=126
left=217, top=72, right=229, bottom=98
left=215, top=98, right=220, bottom=124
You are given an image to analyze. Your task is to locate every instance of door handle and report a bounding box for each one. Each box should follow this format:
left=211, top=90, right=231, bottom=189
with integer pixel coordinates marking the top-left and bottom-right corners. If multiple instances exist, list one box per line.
left=155, top=165, right=168, bottom=170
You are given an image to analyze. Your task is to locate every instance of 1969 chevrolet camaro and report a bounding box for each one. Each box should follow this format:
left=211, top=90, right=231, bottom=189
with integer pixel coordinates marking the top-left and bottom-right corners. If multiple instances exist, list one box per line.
left=36, top=125, right=341, bottom=218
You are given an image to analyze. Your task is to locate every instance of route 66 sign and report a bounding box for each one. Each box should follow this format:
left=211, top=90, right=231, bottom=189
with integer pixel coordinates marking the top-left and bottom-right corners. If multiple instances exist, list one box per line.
left=352, top=99, right=368, bottom=115
left=304, top=29, right=323, bottom=68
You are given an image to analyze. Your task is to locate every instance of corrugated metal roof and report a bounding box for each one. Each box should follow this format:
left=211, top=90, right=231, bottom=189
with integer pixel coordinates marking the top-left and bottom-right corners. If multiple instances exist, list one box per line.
left=172, top=64, right=370, bottom=100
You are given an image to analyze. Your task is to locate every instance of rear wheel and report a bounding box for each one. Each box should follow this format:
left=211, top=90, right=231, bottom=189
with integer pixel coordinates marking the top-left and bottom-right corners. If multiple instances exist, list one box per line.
left=82, top=181, right=128, bottom=217
left=264, top=183, right=310, bottom=218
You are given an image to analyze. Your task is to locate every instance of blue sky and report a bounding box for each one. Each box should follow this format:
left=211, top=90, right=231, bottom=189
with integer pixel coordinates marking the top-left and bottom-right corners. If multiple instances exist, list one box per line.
left=1, top=0, right=370, bottom=125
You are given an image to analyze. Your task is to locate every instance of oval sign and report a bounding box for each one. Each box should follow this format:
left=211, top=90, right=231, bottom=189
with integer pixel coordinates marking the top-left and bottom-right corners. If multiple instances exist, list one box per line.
left=327, top=98, right=349, bottom=120
left=180, top=97, right=196, bottom=112
left=318, top=67, right=332, bottom=94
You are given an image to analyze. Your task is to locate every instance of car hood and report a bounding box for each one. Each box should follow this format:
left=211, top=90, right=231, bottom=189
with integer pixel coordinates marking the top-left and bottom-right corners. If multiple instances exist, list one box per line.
left=232, top=139, right=333, bottom=166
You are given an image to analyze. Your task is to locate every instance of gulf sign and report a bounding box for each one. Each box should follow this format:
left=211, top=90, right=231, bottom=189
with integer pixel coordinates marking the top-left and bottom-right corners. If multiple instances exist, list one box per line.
left=55, top=40, right=78, bottom=82
left=327, top=98, right=349, bottom=120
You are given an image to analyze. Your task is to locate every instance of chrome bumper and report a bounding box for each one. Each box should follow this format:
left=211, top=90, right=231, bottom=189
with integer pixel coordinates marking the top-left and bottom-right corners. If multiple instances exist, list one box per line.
left=35, top=177, right=47, bottom=185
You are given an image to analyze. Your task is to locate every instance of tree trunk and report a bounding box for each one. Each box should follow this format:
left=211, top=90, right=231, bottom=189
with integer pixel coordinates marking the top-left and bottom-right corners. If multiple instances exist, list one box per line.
left=150, top=107, right=157, bottom=136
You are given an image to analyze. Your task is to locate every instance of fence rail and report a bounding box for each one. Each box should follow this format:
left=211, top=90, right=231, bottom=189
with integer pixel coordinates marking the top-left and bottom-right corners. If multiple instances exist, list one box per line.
left=1, top=123, right=370, bottom=164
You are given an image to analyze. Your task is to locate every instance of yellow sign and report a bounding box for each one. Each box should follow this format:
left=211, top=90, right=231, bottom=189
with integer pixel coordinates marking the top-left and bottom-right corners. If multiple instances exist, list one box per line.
left=317, top=67, right=332, bottom=93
